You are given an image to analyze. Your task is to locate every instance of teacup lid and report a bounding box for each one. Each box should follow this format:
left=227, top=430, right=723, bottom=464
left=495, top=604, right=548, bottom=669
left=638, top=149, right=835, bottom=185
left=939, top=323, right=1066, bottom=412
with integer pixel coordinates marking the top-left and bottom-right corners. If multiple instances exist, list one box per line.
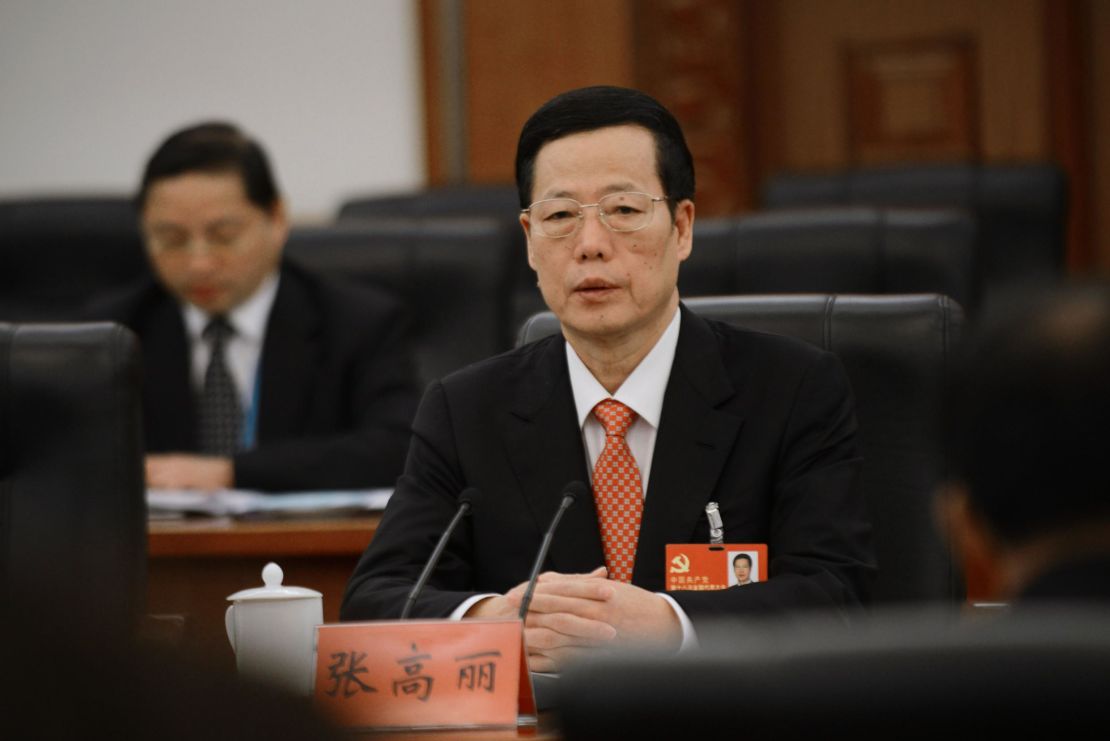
left=226, top=562, right=322, bottom=601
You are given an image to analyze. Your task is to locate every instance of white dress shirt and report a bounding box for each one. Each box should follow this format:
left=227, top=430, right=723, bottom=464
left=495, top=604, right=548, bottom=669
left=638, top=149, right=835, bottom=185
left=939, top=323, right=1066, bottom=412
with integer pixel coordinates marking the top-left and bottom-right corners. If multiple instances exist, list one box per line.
left=565, top=306, right=680, bottom=495
left=564, top=307, right=696, bottom=648
left=181, top=272, right=280, bottom=438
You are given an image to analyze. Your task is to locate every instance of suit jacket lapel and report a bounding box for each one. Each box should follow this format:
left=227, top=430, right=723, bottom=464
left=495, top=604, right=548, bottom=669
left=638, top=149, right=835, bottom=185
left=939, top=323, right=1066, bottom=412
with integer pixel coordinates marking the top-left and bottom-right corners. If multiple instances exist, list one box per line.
left=255, top=266, right=320, bottom=440
left=506, top=336, right=605, bottom=574
left=633, top=306, right=744, bottom=589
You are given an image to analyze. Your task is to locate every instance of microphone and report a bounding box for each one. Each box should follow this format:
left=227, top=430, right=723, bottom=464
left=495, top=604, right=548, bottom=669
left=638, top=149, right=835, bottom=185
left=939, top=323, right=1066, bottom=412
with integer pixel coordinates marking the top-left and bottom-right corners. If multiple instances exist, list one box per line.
left=518, top=481, right=585, bottom=620
left=399, top=487, right=478, bottom=620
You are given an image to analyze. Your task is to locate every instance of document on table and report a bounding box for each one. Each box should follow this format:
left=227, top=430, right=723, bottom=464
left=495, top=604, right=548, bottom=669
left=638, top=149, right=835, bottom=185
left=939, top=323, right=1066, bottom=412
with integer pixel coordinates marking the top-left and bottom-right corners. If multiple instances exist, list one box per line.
left=147, top=488, right=393, bottom=519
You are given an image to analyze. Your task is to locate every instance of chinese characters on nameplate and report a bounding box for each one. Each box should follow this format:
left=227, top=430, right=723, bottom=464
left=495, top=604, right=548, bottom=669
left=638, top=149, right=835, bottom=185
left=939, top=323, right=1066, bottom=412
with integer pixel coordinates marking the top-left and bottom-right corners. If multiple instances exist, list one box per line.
left=314, top=619, right=535, bottom=729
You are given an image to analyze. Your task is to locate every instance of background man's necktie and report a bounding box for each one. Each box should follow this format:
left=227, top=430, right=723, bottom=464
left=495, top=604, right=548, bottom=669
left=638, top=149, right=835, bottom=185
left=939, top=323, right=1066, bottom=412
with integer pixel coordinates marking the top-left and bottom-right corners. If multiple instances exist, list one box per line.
left=591, top=399, right=644, bottom=583
left=198, top=316, right=242, bottom=455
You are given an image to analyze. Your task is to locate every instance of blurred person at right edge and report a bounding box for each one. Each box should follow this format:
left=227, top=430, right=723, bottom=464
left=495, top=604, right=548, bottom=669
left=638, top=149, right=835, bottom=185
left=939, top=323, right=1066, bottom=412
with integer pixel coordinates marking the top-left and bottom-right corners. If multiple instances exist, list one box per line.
left=940, top=282, right=1110, bottom=607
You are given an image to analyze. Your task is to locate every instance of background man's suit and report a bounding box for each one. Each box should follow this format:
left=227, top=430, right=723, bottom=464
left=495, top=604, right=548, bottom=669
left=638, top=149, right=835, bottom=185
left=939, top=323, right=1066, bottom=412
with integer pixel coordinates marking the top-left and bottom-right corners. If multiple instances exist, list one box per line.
left=342, top=305, right=876, bottom=623
left=92, top=258, right=419, bottom=491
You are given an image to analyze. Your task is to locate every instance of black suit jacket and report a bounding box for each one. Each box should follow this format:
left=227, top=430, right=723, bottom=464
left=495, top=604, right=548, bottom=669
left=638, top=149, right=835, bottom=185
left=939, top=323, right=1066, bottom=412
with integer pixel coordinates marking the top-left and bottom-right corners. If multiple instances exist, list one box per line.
left=342, top=305, right=876, bottom=625
left=89, top=259, right=419, bottom=491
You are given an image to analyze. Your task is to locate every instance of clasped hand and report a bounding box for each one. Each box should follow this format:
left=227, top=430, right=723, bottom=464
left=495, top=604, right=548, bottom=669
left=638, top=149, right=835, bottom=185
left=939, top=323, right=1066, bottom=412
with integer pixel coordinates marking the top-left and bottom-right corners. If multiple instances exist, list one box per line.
left=464, top=566, right=682, bottom=673
left=146, top=454, right=233, bottom=491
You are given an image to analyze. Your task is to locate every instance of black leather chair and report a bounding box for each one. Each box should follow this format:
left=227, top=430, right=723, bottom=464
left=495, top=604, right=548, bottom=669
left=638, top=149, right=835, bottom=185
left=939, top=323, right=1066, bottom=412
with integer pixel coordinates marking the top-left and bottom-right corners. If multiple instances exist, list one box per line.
left=760, top=163, right=1066, bottom=293
left=683, top=208, right=979, bottom=313
left=558, top=606, right=1110, bottom=739
left=0, top=196, right=149, bottom=321
left=0, top=322, right=146, bottom=638
left=337, top=184, right=519, bottom=221
left=285, top=219, right=519, bottom=387
left=336, top=185, right=542, bottom=333
left=518, top=294, right=965, bottom=603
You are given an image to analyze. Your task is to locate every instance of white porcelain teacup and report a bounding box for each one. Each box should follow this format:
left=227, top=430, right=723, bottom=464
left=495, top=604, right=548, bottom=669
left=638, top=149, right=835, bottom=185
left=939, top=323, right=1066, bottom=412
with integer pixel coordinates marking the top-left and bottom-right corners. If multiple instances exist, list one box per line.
left=225, top=562, right=322, bottom=695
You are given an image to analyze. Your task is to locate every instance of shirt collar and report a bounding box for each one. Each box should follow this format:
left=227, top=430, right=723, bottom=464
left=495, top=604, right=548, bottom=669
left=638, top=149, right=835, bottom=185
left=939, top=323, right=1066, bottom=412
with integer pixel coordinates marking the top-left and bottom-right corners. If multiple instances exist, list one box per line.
left=182, top=271, right=281, bottom=343
left=566, top=306, right=681, bottom=429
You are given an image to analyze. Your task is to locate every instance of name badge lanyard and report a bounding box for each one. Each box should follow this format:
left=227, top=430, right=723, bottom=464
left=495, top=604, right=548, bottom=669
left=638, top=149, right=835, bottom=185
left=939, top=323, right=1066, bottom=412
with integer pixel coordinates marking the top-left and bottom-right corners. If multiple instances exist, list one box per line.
left=240, top=370, right=261, bottom=450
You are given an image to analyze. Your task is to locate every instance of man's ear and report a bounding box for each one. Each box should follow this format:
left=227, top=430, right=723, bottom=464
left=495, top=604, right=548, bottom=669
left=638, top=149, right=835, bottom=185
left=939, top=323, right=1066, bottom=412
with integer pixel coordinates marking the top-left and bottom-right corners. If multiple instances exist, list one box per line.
left=521, top=213, right=537, bottom=271
left=936, top=482, right=1004, bottom=601
left=673, top=199, right=694, bottom=263
left=269, top=197, right=291, bottom=248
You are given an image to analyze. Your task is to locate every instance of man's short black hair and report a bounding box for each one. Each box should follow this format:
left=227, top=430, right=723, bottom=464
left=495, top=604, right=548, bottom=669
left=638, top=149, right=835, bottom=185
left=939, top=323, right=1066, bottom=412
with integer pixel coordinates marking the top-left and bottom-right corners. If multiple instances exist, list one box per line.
left=137, top=122, right=280, bottom=211
left=944, top=283, right=1110, bottom=545
left=733, top=553, right=752, bottom=567
left=514, top=86, right=695, bottom=216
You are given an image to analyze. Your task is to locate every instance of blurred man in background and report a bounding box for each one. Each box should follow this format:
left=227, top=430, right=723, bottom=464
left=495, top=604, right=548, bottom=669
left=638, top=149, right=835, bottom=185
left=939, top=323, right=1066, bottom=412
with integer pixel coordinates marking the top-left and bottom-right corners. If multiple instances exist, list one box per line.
left=93, top=122, right=418, bottom=492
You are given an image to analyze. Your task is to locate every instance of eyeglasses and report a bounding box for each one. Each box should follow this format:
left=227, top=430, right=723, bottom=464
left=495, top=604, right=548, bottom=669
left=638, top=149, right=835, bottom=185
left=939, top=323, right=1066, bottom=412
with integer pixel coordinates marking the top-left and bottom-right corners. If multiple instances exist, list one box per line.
left=144, top=217, right=262, bottom=258
left=522, top=191, right=667, bottom=238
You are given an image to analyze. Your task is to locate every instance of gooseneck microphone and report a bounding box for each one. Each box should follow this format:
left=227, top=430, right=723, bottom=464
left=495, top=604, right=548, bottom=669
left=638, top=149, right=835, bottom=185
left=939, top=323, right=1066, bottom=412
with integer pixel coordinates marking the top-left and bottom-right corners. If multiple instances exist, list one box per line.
left=518, top=481, right=586, bottom=620
left=400, top=487, right=478, bottom=620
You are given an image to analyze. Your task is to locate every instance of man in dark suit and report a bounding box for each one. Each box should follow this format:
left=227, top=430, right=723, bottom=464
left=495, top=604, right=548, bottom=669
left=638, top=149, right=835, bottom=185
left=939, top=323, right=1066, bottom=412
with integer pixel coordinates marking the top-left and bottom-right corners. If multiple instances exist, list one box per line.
left=939, top=283, right=1110, bottom=606
left=92, top=122, right=418, bottom=492
left=341, top=87, right=875, bottom=670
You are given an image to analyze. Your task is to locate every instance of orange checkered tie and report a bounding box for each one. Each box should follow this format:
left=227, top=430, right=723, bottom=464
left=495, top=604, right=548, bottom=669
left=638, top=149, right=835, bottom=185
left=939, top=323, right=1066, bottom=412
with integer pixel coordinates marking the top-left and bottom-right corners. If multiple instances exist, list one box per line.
left=591, top=399, right=644, bottom=583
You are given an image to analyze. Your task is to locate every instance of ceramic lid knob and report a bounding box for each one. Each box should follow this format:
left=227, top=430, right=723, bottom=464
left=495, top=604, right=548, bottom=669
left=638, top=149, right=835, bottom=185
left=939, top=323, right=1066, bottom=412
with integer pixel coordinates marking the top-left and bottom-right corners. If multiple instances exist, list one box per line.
left=227, top=561, right=322, bottom=601
left=262, top=562, right=283, bottom=588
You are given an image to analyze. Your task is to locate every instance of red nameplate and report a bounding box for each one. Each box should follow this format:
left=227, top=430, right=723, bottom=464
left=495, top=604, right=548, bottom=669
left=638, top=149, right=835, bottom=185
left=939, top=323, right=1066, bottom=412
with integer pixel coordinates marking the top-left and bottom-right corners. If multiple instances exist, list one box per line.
left=313, top=619, right=535, bottom=730
left=665, top=543, right=768, bottom=591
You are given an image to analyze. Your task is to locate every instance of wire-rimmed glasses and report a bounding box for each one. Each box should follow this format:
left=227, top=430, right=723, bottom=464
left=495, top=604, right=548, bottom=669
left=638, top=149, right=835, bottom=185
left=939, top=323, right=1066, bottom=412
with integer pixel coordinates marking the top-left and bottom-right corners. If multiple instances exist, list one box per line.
left=522, top=191, right=667, bottom=238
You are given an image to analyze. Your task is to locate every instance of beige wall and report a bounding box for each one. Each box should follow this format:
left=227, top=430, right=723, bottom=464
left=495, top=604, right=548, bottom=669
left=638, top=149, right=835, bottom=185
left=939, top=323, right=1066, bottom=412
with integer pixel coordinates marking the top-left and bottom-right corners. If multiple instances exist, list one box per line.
left=0, top=0, right=424, bottom=221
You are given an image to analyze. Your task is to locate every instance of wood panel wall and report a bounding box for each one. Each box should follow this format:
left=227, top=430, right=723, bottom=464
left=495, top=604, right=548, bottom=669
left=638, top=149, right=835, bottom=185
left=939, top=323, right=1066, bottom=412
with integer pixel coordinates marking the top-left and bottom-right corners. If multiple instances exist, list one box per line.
left=764, top=0, right=1046, bottom=169
left=422, top=0, right=633, bottom=189
left=421, top=0, right=1104, bottom=268
left=1090, top=0, right=1110, bottom=271
left=632, top=0, right=753, bottom=215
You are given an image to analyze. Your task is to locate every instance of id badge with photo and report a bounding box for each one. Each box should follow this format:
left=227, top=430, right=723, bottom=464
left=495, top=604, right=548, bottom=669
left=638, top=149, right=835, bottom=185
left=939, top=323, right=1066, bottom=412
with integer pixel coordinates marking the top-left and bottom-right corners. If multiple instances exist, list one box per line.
left=664, top=543, right=768, bottom=591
